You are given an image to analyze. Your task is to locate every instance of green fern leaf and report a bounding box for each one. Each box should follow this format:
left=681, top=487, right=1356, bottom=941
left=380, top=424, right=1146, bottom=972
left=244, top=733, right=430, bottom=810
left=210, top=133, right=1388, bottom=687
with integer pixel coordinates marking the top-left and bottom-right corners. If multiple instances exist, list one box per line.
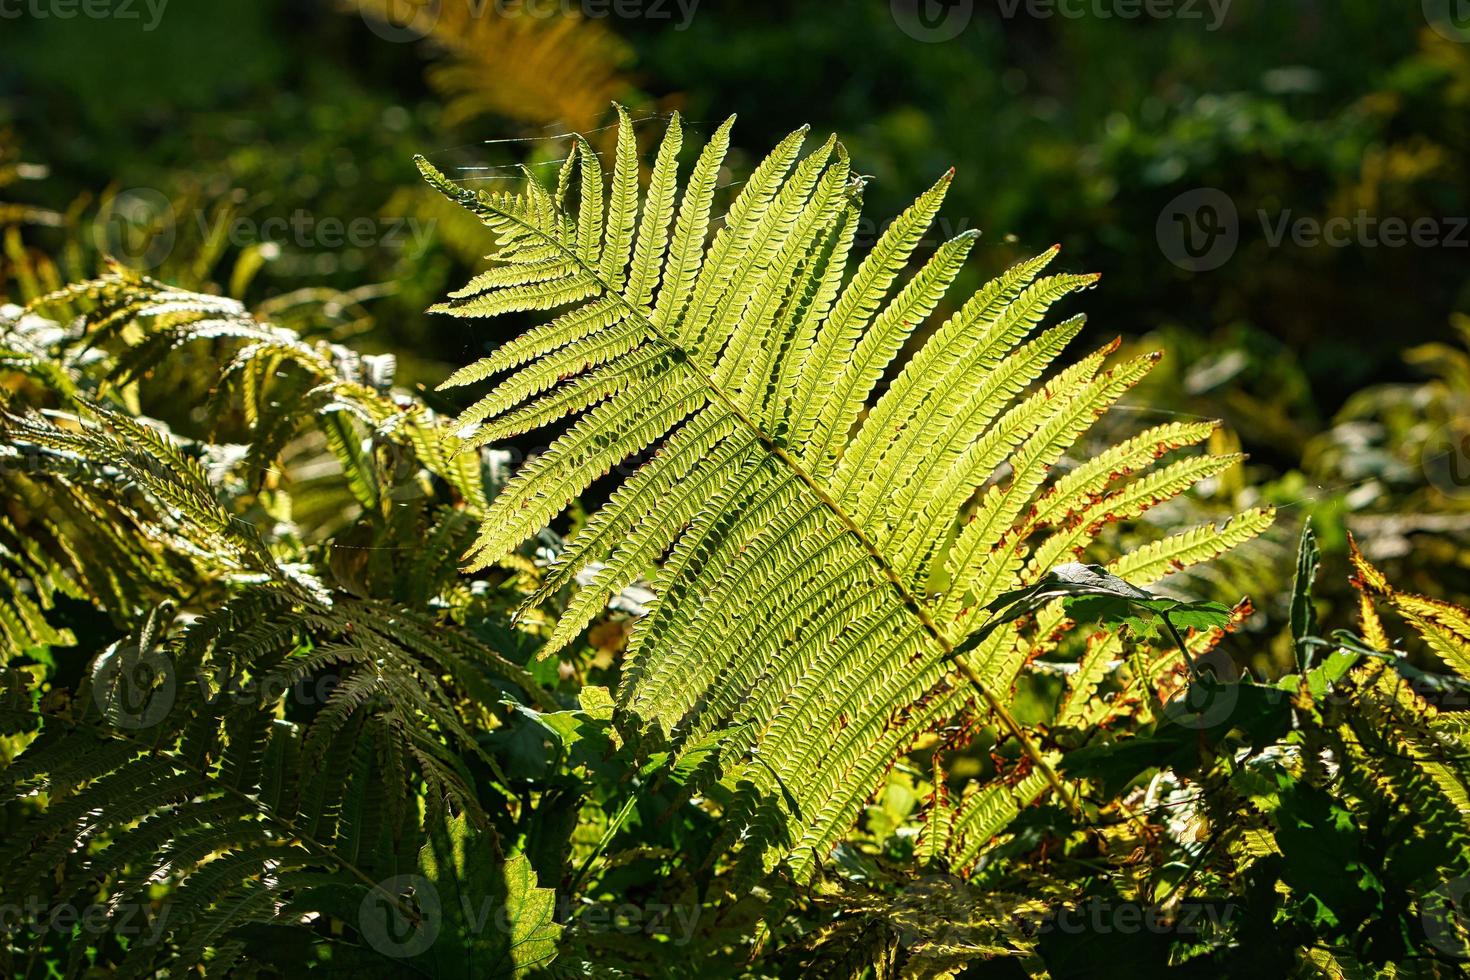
left=421, top=110, right=1272, bottom=881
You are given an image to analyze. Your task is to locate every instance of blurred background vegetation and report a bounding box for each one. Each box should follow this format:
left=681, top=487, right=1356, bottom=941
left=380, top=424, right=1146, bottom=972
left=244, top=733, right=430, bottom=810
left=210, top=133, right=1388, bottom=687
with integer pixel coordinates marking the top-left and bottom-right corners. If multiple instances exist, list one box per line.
left=2, top=0, right=1468, bottom=677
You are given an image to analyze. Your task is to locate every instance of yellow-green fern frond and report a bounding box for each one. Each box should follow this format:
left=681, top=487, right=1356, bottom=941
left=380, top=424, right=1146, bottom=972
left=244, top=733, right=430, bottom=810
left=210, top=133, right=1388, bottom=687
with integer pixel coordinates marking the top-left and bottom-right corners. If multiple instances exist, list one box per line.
left=421, top=110, right=1272, bottom=881
left=1350, top=534, right=1470, bottom=679
left=347, top=0, right=639, bottom=135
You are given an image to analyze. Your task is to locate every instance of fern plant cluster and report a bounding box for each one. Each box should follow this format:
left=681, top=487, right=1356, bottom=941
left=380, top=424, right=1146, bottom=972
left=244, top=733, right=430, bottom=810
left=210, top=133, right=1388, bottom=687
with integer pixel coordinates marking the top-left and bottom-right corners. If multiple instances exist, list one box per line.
left=0, top=110, right=1466, bottom=977
left=0, top=276, right=567, bottom=976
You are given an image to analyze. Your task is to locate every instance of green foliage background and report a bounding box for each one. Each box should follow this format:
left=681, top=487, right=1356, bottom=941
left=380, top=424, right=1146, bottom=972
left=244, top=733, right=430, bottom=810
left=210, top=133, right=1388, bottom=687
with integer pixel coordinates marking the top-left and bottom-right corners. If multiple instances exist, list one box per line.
left=2, top=0, right=1470, bottom=975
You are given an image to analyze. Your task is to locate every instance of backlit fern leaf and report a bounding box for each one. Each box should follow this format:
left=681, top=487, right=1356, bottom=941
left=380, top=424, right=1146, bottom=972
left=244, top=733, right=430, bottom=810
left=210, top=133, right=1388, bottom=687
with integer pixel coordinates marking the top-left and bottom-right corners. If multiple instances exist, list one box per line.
left=1350, top=534, right=1470, bottom=680
left=421, top=109, right=1273, bottom=880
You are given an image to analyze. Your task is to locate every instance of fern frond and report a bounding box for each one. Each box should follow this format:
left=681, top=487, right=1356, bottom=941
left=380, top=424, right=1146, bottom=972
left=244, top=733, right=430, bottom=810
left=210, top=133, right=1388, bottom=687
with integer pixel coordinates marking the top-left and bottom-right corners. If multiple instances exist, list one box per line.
left=2, top=275, right=567, bottom=973
left=421, top=111, right=1270, bottom=881
left=1, top=585, right=552, bottom=974
left=346, top=0, right=638, bottom=135
left=948, top=770, right=1052, bottom=872
left=1350, top=535, right=1470, bottom=679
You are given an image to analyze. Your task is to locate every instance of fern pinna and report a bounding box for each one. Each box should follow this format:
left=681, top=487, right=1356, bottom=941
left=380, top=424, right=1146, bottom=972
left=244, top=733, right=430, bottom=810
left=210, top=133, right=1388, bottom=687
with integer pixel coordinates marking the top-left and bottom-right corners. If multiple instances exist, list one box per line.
left=420, top=107, right=1274, bottom=880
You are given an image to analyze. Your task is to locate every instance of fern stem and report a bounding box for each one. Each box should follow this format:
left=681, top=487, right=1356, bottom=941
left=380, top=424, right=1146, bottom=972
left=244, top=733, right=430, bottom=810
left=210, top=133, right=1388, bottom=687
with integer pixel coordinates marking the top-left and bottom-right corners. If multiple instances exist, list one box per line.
left=1161, top=611, right=1201, bottom=679
left=570, top=792, right=638, bottom=895
left=432, top=165, right=1081, bottom=818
